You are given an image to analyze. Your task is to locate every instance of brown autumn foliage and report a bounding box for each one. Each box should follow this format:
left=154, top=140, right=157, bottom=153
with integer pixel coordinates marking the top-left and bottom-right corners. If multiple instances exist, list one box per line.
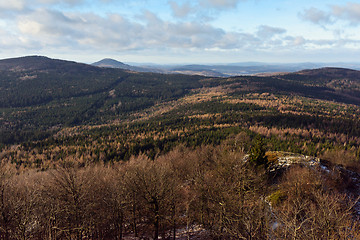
left=271, top=166, right=360, bottom=240
left=0, top=145, right=358, bottom=239
left=320, top=148, right=360, bottom=171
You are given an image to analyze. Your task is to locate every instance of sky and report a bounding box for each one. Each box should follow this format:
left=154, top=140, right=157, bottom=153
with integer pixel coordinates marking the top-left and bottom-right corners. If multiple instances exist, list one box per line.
left=1, top=0, right=360, bottom=64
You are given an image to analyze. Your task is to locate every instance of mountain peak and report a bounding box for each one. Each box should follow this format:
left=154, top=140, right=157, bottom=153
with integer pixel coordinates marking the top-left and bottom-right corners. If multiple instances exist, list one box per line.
left=92, top=58, right=127, bottom=68
left=92, top=58, right=156, bottom=73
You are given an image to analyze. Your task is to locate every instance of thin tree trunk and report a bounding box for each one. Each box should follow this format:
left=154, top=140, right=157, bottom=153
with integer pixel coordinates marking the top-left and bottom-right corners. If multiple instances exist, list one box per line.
left=172, top=204, right=176, bottom=240
left=132, top=198, right=138, bottom=237
left=119, top=211, right=123, bottom=240
left=154, top=199, right=159, bottom=240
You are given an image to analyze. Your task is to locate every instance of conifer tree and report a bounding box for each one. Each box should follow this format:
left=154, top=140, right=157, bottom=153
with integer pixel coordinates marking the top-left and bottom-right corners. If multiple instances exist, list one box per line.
left=249, top=136, right=268, bottom=168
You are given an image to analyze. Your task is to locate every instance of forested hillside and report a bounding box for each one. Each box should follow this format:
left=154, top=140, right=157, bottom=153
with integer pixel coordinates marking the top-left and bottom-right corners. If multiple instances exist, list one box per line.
left=1, top=57, right=360, bottom=168
left=0, top=56, right=204, bottom=144
left=0, top=56, right=360, bottom=239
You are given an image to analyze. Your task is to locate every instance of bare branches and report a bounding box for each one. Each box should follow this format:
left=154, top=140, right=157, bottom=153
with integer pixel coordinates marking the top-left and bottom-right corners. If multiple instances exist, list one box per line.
left=0, top=146, right=358, bottom=239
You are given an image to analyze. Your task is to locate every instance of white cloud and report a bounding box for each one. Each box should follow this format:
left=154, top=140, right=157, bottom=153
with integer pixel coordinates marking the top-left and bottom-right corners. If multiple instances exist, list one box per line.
left=167, top=0, right=248, bottom=20
left=332, top=2, right=360, bottom=25
left=299, top=7, right=332, bottom=26
left=14, top=8, right=245, bottom=51
left=0, top=25, right=41, bottom=53
left=300, top=2, right=360, bottom=26
left=13, top=6, right=355, bottom=58
left=18, top=20, right=43, bottom=34
left=0, top=0, right=25, bottom=11
left=283, top=36, right=307, bottom=47
left=292, top=36, right=306, bottom=46
left=257, top=25, right=286, bottom=39
left=169, top=1, right=193, bottom=18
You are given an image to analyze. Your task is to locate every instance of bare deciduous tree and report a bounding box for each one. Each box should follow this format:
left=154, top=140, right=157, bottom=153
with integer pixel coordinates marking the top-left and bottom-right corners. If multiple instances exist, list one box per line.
left=124, top=155, right=179, bottom=240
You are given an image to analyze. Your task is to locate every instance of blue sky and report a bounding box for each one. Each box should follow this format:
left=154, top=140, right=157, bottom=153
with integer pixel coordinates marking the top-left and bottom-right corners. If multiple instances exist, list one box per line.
left=1, top=0, right=360, bottom=64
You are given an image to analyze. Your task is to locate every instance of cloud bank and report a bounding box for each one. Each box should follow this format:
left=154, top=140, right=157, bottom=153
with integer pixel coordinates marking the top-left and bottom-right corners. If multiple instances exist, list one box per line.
left=0, top=0, right=359, bottom=63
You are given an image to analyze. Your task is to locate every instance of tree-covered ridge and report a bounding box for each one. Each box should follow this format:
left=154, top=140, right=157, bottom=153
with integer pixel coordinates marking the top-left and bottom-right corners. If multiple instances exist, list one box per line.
left=0, top=56, right=118, bottom=107
left=0, top=56, right=205, bottom=109
left=0, top=56, right=206, bottom=144
left=288, top=67, right=360, bottom=89
left=213, top=72, right=360, bottom=105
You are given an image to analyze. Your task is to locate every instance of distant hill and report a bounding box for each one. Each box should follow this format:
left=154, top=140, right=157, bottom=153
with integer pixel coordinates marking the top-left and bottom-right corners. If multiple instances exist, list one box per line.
left=153, top=62, right=360, bottom=77
left=0, top=55, right=95, bottom=72
left=93, top=59, right=228, bottom=76
left=92, top=58, right=162, bottom=73
left=169, top=63, right=320, bottom=76
left=281, top=67, right=360, bottom=103
left=0, top=56, right=129, bottom=108
left=244, top=67, right=360, bottom=106
left=93, top=58, right=131, bottom=68
left=297, top=67, right=360, bottom=80
left=170, top=66, right=227, bottom=77
left=92, top=59, right=360, bottom=77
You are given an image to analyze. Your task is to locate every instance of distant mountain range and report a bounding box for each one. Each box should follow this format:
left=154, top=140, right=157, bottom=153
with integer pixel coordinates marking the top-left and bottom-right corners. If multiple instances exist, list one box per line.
left=92, top=58, right=360, bottom=77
